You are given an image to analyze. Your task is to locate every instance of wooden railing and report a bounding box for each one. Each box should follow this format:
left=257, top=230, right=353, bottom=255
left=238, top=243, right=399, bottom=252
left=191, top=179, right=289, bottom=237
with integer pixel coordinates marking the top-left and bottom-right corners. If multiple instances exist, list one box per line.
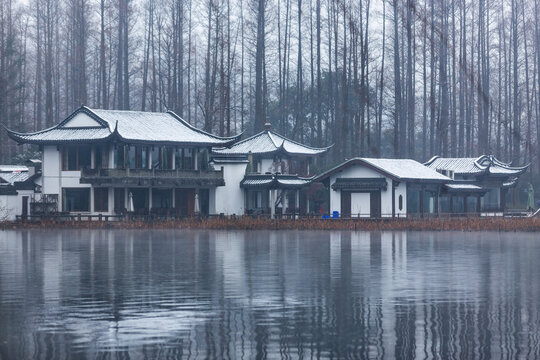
left=82, top=167, right=223, bottom=179
left=13, top=210, right=535, bottom=224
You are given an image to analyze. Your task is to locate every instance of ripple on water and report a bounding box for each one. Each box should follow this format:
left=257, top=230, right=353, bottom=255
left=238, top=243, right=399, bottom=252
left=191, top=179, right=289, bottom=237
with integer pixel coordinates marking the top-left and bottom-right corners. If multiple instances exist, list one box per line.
left=0, top=229, right=539, bottom=359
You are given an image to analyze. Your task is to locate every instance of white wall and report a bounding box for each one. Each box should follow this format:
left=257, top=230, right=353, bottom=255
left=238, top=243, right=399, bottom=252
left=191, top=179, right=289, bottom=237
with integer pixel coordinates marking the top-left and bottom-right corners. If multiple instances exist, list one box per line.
left=328, top=164, right=408, bottom=218
left=260, top=158, right=274, bottom=173
left=0, top=190, right=33, bottom=221
left=214, top=162, right=248, bottom=215
left=42, top=145, right=93, bottom=213
left=42, top=145, right=61, bottom=196
left=63, top=113, right=101, bottom=128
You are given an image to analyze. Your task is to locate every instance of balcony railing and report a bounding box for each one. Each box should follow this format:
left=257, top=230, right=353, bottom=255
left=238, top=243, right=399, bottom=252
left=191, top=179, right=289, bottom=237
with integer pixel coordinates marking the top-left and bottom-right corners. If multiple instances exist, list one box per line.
left=81, top=167, right=225, bottom=187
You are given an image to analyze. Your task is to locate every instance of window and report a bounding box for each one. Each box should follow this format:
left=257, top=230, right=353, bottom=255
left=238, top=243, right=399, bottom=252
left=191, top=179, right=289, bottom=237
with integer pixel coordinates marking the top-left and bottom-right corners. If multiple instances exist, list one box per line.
left=115, top=146, right=126, bottom=168
left=124, top=146, right=149, bottom=169
left=483, top=188, right=500, bottom=210
left=152, top=147, right=160, bottom=168
left=399, top=195, right=403, bottom=211
left=138, top=147, right=148, bottom=169
left=152, top=189, right=172, bottom=209
left=62, top=146, right=91, bottom=170
left=95, top=146, right=109, bottom=169
left=62, top=188, right=90, bottom=212
left=162, top=147, right=172, bottom=169
left=175, top=148, right=195, bottom=170
left=127, top=146, right=136, bottom=169
left=184, top=148, right=194, bottom=170
left=94, top=188, right=109, bottom=212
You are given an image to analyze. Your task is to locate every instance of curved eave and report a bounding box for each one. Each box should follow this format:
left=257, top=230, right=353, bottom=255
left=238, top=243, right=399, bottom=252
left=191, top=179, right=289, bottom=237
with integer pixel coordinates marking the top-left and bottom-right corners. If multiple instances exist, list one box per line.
left=6, top=127, right=114, bottom=145
left=487, top=164, right=529, bottom=177
left=280, top=144, right=333, bottom=157
left=167, top=111, right=243, bottom=146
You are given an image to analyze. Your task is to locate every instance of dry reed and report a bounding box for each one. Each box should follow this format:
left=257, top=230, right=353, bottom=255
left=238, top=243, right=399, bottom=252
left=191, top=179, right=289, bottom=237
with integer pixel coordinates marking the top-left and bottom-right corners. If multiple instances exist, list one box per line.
left=1, top=216, right=540, bottom=232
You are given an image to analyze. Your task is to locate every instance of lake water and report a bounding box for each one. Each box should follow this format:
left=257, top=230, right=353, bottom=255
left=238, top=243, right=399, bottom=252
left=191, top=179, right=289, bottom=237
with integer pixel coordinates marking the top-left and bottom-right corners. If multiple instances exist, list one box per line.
left=0, top=230, right=539, bottom=359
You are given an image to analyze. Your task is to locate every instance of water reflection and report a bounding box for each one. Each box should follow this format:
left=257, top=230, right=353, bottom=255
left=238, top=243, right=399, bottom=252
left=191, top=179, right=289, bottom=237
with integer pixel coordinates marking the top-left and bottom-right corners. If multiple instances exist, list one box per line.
left=0, top=230, right=539, bottom=359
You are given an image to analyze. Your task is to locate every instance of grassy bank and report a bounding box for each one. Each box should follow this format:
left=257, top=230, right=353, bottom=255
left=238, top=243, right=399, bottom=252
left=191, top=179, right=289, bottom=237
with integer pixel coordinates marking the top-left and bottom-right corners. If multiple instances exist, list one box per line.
left=1, top=216, right=540, bottom=232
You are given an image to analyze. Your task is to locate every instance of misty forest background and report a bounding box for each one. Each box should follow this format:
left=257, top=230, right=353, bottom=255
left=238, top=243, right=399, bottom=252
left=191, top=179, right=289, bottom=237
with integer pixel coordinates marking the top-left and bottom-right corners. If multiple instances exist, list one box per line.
left=0, top=0, right=540, bottom=182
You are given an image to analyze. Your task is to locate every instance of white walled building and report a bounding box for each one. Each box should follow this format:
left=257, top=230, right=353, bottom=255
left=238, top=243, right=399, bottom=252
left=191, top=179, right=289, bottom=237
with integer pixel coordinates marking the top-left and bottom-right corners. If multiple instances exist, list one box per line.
left=424, top=155, right=529, bottom=213
left=7, top=106, right=240, bottom=217
left=0, top=165, right=40, bottom=221
left=212, top=123, right=331, bottom=216
left=316, top=158, right=451, bottom=218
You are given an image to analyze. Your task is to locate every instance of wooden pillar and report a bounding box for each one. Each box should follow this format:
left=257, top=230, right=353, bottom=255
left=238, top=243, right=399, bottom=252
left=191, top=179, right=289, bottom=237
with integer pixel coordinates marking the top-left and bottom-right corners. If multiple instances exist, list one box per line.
left=463, top=195, right=468, bottom=214
left=296, top=190, right=300, bottom=219
left=419, top=188, right=424, bottom=218
left=149, top=188, right=153, bottom=214
left=450, top=195, right=454, bottom=213
left=244, top=189, right=249, bottom=214
left=270, top=189, right=275, bottom=218
left=435, top=190, right=440, bottom=216
left=501, top=188, right=507, bottom=213
left=476, top=195, right=481, bottom=213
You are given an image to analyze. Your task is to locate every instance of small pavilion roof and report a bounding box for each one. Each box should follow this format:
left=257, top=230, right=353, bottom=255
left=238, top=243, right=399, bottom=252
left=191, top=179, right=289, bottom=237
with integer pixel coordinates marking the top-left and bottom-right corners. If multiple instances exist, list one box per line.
left=212, top=123, right=331, bottom=157
left=6, top=106, right=241, bottom=147
left=316, top=158, right=451, bottom=183
left=240, top=173, right=315, bottom=190
left=424, top=155, right=529, bottom=177
left=443, top=183, right=487, bottom=195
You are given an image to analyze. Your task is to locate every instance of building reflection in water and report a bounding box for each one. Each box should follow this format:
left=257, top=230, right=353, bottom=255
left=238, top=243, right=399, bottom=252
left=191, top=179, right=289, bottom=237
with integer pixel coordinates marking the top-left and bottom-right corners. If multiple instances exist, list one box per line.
left=0, top=229, right=539, bottom=359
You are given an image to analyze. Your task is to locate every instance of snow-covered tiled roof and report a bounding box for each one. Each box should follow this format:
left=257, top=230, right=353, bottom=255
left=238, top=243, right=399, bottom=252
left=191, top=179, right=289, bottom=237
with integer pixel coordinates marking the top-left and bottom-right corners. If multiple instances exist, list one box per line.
left=213, top=124, right=331, bottom=157
left=9, top=127, right=112, bottom=144
left=317, top=158, right=451, bottom=183
left=0, top=165, right=30, bottom=185
left=445, top=184, right=483, bottom=190
left=7, top=106, right=240, bottom=147
left=0, top=171, right=30, bottom=184
left=424, top=157, right=484, bottom=175
left=443, top=183, right=487, bottom=194
left=424, top=155, right=528, bottom=177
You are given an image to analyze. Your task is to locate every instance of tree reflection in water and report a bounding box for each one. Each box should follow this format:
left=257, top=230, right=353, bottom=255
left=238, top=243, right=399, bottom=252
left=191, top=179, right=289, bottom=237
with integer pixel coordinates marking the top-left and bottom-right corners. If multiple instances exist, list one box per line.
left=0, top=229, right=539, bottom=359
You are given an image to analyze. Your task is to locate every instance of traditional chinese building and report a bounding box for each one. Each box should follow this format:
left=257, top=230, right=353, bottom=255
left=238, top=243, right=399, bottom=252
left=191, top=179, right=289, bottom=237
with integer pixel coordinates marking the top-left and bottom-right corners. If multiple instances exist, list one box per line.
left=7, top=106, right=240, bottom=216
left=0, top=163, right=40, bottom=220
left=424, top=155, right=529, bottom=213
left=316, top=158, right=451, bottom=218
left=212, top=123, right=331, bottom=216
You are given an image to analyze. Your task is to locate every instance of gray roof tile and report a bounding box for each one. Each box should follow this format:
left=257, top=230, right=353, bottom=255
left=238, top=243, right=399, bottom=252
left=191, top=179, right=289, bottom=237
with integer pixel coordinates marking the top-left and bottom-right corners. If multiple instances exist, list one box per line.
left=7, top=107, right=240, bottom=147
left=213, top=129, right=330, bottom=156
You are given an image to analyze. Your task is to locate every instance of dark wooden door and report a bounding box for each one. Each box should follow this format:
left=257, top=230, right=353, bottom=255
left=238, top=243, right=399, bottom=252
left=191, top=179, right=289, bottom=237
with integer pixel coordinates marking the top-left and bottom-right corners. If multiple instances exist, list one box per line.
left=114, top=188, right=125, bottom=213
left=341, top=191, right=351, bottom=217
left=22, top=196, right=28, bottom=219
left=370, top=191, right=381, bottom=218
left=175, top=188, right=195, bottom=216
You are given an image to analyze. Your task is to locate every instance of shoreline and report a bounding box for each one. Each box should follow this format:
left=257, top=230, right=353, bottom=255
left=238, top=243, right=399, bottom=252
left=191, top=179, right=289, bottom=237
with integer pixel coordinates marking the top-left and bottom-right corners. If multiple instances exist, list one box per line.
left=1, top=216, right=540, bottom=232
